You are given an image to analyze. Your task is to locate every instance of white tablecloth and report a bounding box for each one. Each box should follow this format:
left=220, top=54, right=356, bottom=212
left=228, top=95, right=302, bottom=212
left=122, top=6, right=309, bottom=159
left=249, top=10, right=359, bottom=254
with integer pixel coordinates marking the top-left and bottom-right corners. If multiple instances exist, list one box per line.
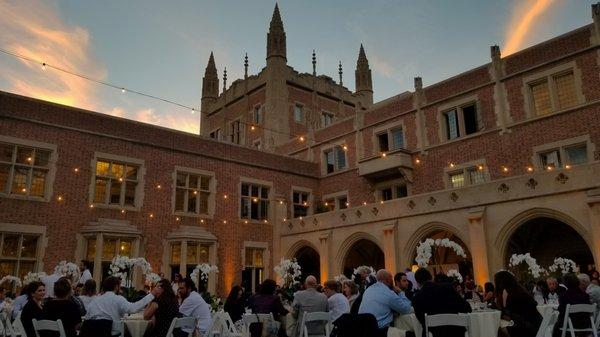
left=123, top=317, right=150, bottom=337
left=537, top=304, right=557, bottom=317
left=392, top=310, right=501, bottom=337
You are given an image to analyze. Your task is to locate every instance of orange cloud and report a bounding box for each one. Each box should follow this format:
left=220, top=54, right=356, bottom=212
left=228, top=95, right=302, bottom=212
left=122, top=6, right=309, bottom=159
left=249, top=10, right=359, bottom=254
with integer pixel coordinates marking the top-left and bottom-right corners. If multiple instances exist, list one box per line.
left=0, top=1, right=106, bottom=110
left=108, top=107, right=199, bottom=134
left=503, top=0, right=555, bottom=56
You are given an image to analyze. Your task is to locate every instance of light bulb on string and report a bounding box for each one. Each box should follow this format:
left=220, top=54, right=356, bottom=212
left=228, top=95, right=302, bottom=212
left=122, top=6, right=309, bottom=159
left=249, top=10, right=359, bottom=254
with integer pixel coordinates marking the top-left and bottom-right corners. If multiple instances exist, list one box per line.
left=121, top=88, right=126, bottom=93
left=191, top=108, right=195, bottom=114
left=41, top=63, right=47, bottom=70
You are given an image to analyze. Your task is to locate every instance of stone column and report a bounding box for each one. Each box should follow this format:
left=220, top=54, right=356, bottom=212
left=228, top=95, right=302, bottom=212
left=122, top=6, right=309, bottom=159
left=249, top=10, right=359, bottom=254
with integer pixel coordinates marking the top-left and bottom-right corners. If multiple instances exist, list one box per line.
left=93, top=233, right=104, bottom=288
left=382, top=224, right=397, bottom=275
left=272, top=198, right=287, bottom=274
left=319, top=232, right=331, bottom=283
left=587, top=188, right=600, bottom=266
left=467, top=207, right=491, bottom=286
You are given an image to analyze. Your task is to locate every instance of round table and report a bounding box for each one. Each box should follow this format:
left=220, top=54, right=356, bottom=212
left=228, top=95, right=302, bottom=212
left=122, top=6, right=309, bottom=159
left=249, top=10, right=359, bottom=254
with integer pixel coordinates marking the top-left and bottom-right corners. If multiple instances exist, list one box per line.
left=392, top=310, right=501, bottom=337
left=123, top=316, right=150, bottom=337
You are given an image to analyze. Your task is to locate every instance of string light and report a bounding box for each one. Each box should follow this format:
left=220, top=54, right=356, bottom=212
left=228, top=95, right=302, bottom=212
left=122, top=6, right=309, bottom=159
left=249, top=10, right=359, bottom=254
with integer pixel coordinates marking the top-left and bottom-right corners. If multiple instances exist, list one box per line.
left=223, top=220, right=227, bottom=224
left=345, top=202, right=350, bottom=207
left=149, top=213, right=154, bottom=218
left=565, top=164, right=572, bottom=170
left=342, top=145, right=348, bottom=151
left=200, top=219, right=205, bottom=223
left=263, top=219, right=268, bottom=223
left=449, top=163, right=455, bottom=168
left=21, top=188, right=27, bottom=193
left=252, top=198, right=258, bottom=203
left=223, top=194, right=228, bottom=199
left=191, top=108, right=195, bottom=114
left=477, top=165, right=484, bottom=171
left=502, top=166, right=509, bottom=173
left=27, top=157, right=32, bottom=162
left=118, top=177, right=123, bottom=182
left=362, top=201, right=367, bottom=205
left=381, top=152, right=387, bottom=158
left=57, top=195, right=63, bottom=201
left=299, top=136, right=305, bottom=142
left=121, top=88, right=126, bottom=93
left=278, top=200, right=283, bottom=205
left=250, top=125, right=256, bottom=131
left=244, top=220, right=248, bottom=224
left=41, top=62, right=47, bottom=70
left=547, top=166, right=554, bottom=171
left=156, top=184, right=162, bottom=189
left=526, top=166, right=534, bottom=173
left=89, top=204, right=94, bottom=208
left=73, top=167, right=79, bottom=173
left=299, top=217, right=303, bottom=220
left=380, top=200, right=384, bottom=204
left=193, top=190, right=198, bottom=195
left=120, top=209, right=125, bottom=214
left=414, top=158, right=421, bottom=164
left=175, top=217, right=180, bottom=221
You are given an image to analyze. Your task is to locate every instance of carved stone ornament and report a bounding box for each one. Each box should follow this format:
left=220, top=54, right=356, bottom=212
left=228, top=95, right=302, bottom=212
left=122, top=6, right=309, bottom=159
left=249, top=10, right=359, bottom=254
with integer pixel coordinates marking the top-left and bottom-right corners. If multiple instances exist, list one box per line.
left=526, top=178, right=538, bottom=189
left=555, top=173, right=569, bottom=184
left=371, top=207, right=379, bottom=216
left=408, top=200, right=416, bottom=209
left=498, top=183, right=509, bottom=193
left=312, top=218, right=319, bottom=226
left=300, top=220, right=305, bottom=227
left=287, top=222, right=293, bottom=230
left=340, top=213, right=347, bottom=221
left=428, top=196, right=437, bottom=206
left=355, top=210, right=362, bottom=218
left=450, top=192, right=459, bottom=202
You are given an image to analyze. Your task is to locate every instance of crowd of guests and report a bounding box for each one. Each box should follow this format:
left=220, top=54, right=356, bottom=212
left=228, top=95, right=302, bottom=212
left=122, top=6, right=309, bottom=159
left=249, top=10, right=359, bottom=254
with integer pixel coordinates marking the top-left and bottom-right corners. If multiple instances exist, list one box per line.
left=220, top=266, right=600, bottom=337
left=9, top=262, right=213, bottom=337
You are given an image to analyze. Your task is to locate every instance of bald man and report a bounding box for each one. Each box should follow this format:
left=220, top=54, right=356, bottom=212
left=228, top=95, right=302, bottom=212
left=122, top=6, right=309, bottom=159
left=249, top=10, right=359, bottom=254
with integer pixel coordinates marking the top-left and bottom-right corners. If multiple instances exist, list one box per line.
left=292, top=275, right=328, bottom=337
left=358, top=269, right=412, bottom=335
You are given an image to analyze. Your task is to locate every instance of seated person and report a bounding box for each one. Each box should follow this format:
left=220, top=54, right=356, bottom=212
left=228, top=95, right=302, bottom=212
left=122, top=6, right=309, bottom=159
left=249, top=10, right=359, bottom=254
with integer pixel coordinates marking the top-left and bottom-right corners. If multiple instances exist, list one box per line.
left=43, top=278, right=82, bottom=337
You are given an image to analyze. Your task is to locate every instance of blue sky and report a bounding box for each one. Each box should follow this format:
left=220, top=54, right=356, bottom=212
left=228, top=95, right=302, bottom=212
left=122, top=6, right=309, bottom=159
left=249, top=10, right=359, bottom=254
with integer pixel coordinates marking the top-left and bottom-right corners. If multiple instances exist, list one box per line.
left=0, top=0, right=594, bottom=133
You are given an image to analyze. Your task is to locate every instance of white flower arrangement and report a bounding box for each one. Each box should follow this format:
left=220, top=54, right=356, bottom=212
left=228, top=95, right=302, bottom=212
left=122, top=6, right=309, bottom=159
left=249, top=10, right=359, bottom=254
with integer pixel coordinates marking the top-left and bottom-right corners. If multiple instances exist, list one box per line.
left=190, top=263, right=219, bottom=284
left=548, top=257, right=579, bottom=275
left=108, top=255, right=153, bottom=287
left=508, top=253, right=545, bottom=279
left=53, top=261, right=81, bottom=283
left=351, top=266, right=376, bottom=281
left=145, top=272, right=162, bottom=285
left=273, top=258, right=302, bottom=289
left=0, top=275, right=22, bottom=288
left=415, top=238, right=467, bottom=267
left=446, top=269, right=463, bottom=284
left=23, top=272, right=48, bottom=285
left=333, top=274, right=349, bottom=283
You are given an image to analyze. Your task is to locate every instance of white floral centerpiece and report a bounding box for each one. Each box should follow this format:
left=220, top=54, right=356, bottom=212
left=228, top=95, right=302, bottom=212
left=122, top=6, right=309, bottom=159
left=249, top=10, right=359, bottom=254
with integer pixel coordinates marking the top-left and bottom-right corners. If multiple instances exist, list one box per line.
left=415, top=238, right=467, bottom=270
left=446, top=269, right=463, bottom=284
left=53, top=261, right=81, bottom=283
left=23, top=272, right=47, bottom=285
left=508, top=253, right=545, bottom=280
left=189, top=263, right=219, bottom=286
left=109, top=255, right=153, bottom=290
left=145, top=272, right=162, bottom=286
left=351, top=266, right=376, bottom=282
left=274, top=258, right=302, bottom=302
left=333, top=274, right=349, bottom=283
left=548, top=257, right=579, bottom=276
left=0, top=275, right=22, bottom=289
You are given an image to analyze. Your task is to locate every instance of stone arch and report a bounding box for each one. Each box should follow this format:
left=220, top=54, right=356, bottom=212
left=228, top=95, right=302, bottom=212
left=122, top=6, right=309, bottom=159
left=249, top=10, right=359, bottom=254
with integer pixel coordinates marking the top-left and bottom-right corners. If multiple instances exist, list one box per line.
left=496, top=208, right=595, bottom=267
left=286, top=239, right=319, bottom=259
left=335, top=232, right=384, bottom=276
left=403, top=222, right=472, bottom=276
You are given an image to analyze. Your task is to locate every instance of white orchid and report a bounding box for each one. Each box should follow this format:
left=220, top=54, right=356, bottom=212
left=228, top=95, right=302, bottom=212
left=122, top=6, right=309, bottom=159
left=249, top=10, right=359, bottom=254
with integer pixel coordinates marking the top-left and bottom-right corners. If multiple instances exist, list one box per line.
left=108, top=255, right=153, bottom=287
left=446, top=269, right=463, bottom=283
left=351, top=266, right=376, bottom=281
left=548, top=257, right=578, bottom=275
left=274, top=258, right=302, bottom=289
left=509, top=253, right=546, bottom=279
left=53, top=261, right=81, bottom=283
left=415, top=238, right=467, bottom=267
left=23, top=272, right=47, bottom=285
left=145, top=272, right=162, bottom=285
left=0, top=275, right=22, bottom=288
left=190, top=263, right=219, bottom=283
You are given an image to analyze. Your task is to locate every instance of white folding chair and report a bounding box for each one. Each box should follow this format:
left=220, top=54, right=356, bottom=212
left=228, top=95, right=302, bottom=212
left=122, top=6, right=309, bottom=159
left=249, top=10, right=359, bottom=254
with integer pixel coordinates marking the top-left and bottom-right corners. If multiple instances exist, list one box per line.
left=32, top=319, right=66, bottom=337
left=12, top=312, right=25, bottom=337
left=424, top=313, right=470, bottom=337
left=300, top=311, right=332, bottom=337
left=166, top=316, right=197, bottom=337
left=536, top=310, right=559, bottom=337
left=559, top=303, right=598, bottom=337
left=242, top=313, right=273, bottom=337
left=207, top=312, right=242, bottom=337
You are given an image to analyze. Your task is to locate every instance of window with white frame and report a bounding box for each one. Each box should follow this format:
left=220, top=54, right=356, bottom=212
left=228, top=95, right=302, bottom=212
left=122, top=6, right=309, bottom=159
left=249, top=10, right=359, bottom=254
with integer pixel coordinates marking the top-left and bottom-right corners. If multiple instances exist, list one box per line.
left=294, top=104, right=303, bottom=123
left=175, top=172, right=211, bottom=215
left=0, top=142, right=52, bottom=198
left=0, top=232, right=39, bottom=284
left=537, top=142, right=589, bottom=170
left=323, top=194, right=348, bottom=211
left=170, top=241, right=210, bottom=278
left=93, top=159, right=140, bottom=207
left=85, top=235, right=136, bottom=281
left=230, top=120, right=242, bottom=144
left=242, top=247, right=264, bottom=293
left=321, top=111, right=334, bottom=128
left=323, top=146, right=347, bottom=174
left=209, top=129, right=222, bottom=140
left=448, top=165, right=486, bottom=189
left=377, top=128, right=404, bottom=152
left=379, top=184, right=408, bottom=201
left=253, top=106, right=262, bottom=124
left=442, top=102, right=480, bottom=140
left=240, top=183, right=270, bottom=220
left=292, top=190, right=310, bottom=218
left=529, top=70, right=578, bottom=116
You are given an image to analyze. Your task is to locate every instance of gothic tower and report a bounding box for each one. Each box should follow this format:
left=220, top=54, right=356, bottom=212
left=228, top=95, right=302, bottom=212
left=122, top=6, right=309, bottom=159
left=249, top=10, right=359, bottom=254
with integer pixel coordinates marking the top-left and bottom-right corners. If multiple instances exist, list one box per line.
left=201, top=52, right=219, bottom=135
left=355, top=44, right=373, bottom=106
left=266, top=3, right=287, bottom=65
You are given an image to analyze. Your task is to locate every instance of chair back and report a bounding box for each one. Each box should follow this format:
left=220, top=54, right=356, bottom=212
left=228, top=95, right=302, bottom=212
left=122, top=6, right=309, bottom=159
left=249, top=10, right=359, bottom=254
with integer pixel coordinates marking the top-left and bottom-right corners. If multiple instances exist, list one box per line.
left=166, top=316, right=197, bottom=337
left=4, top=315, right=17, bottom=337
left=12, top=312, right=25, bottom=337
left=559, top=304, right=598, bottom=337
left=206, top=312, right=242, bottom=337
left=536, top=310, right=559, bottom=337
left=32, top=319, right=66, bottom=337
left=242, top=313, right=273, bottom=337
left=300, top=311, right=332, bottom=337
left=424, top=313, right=470, bottom=337
left=79, top=319, right=113, bottom=337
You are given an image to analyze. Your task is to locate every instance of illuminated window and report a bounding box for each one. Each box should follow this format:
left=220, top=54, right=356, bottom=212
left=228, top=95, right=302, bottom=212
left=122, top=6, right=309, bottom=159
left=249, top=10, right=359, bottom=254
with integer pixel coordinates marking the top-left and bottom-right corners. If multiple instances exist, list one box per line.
left=240, top=183, right=270, bottom=221
left=448, top=164, right=487, bottom=189
left=175, top=172, right=211, bottom=215
left=554, top=73, right=577, bottom=109
left=323, top=194, right=348, bottom=212
left=537, top=142, right=588, bottom=170
left=528, top=69, right=580, bottom=116
left=378, top=184, right=408, bottom=201
left=84, top=236, right=136, bottom=281
left=0, top=142, right=52, bottom=198
left=449, top=172, right=465, bottom=188
left=0, top=233, right=39, bottom=291
left=242, top=247, right=265, bottom=293
left=93, top=160, right=140, bottom=207
left=292, top=191, right=310, bottom=218
left=530, top=81, right=552, bottom=116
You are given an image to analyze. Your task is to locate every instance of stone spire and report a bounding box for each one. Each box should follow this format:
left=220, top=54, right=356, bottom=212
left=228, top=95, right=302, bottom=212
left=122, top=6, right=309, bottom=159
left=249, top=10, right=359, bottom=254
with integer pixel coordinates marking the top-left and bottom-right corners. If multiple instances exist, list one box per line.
left=202, top=52, right=219, bottom=100
left=355, top=44, right=373, bottom=103
left=312, top=49, right=317, bottom=76
left=244, top=53, right=249, bottom=79
left=222, top=67, right=227, bottom=94
left=338, top=61, right=343, bottom=86
left=266, top=3, right=287, bottom=62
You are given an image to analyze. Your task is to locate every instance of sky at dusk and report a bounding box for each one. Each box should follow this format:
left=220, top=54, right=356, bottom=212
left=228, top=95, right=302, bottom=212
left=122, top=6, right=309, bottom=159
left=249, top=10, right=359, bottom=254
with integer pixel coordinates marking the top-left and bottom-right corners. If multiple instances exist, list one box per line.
left=0, top=0, right=595, bottom=134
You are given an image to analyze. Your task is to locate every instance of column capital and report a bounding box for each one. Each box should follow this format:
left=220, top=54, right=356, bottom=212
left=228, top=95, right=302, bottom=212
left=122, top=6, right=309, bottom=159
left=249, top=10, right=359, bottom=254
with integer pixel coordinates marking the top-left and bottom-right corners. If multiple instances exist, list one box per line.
left=467, top=206, right=486, bottom=222
left=586, top=188, right=600, bottom=205
left=383, top=223, right=396, bottom=235
left=319, top=231, right=331, bottom=243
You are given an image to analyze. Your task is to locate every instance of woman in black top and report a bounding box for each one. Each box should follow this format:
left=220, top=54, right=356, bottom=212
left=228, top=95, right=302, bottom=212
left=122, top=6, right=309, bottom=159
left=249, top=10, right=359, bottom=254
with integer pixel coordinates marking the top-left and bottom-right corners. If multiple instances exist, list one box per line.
left=20, top=281, right=45, bottom=337
left=144, top=279, right=180, bottom=337
left=224, top=285, right=246, bottom=322
left=495, top=271, right=542, bottom=337
left=43, top=277, right=82, bottom=337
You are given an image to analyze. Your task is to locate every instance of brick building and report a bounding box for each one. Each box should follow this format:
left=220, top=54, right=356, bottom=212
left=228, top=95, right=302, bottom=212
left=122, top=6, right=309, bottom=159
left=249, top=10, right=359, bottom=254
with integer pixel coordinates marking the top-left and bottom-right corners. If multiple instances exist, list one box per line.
left=1, top=4, right=600, bottom=295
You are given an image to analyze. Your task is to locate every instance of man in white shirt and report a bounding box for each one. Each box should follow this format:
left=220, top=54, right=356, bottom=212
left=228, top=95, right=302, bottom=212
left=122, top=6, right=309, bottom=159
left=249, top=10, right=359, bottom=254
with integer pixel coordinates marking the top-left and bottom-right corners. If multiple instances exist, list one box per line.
left=85, top=276, right=157, bottom=336
left=579, top=273, right=600, bottom=306
left=78, top=260, right=93, bottom=286
left=42, top=272, right=61, bottom=298
left=178, top=278, right=212, bottom=336
left=323, top=280, right=350, bottom=321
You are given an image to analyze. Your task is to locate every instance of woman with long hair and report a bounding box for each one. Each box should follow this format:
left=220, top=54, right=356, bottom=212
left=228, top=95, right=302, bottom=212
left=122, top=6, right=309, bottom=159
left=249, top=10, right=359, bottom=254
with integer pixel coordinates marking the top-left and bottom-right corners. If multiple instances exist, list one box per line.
left=247, top=279, right=288, bottom=337
left=144, top=279, right=180, bottom=337
left=494, top=271, right=542, bottom=337
left=224, top=285, right=246, bottom=323
left=20, top=281, right=45, bottom=337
